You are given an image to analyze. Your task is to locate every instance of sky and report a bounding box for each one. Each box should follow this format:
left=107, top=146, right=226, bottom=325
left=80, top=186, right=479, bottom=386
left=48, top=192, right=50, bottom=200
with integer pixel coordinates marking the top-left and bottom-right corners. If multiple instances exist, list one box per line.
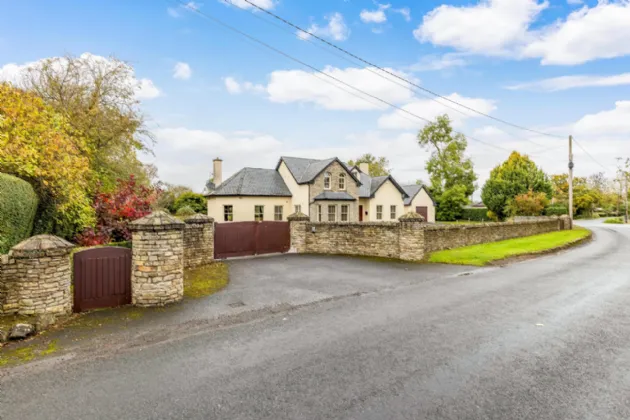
left=1, top=0, right=630, bottom=195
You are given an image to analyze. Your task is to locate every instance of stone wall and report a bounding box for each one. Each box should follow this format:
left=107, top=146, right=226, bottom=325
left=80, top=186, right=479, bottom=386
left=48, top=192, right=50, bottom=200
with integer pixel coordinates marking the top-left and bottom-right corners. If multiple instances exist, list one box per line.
left=0, top=235, right=73, bottom=315
left=184, top=214, right=214, bottom=269
left=131, top=211, right=185, bottom=307
left=291, top=216, right=565, bottom=262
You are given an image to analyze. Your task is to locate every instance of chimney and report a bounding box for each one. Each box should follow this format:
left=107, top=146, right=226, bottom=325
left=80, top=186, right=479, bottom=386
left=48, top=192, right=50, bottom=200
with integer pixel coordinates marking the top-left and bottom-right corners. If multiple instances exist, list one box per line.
left=213, top=158, right=223, bottom=187
left=359, top=162, right=370, bottom=174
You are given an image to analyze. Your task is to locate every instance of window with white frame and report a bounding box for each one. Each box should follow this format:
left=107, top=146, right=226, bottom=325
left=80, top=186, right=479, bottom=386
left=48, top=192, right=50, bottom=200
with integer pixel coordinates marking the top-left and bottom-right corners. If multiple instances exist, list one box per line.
left=339, top=173, right=346, bottom=190
left=341, top=205, right=349, bottom=222
left=254, top=205, right=264, bottom=222
left=328, top=205, right=336, bottom=222
left=294, top=204, right=301, bottom=214
left=274, top=205, right=283, bottom=221
left=324, top=172, right=332, bottom=190
left=224, top=205, right=233, bottom=222
left=390, top=205, right=397, bottom=220
left=318, top=205, right=322, bottom=222
left=376, top=205, right=383, bottom=220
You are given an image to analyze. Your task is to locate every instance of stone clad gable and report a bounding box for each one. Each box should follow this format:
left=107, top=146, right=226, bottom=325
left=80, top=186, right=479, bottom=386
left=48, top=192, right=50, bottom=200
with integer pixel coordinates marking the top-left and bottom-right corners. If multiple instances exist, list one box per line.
left=309, top=160, right=360, bottom=222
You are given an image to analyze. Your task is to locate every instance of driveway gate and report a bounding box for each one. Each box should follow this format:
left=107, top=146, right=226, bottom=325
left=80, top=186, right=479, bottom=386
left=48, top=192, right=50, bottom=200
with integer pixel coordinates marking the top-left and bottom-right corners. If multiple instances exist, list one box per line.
left=214, top=221, right=290, bottom=259
left=73, top=247, right=132, bottom=312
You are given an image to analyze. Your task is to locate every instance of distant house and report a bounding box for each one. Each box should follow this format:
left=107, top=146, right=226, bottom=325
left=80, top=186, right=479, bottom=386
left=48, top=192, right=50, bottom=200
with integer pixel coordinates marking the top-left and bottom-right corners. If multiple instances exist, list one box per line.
left=205, top=156, right=436, bottom=223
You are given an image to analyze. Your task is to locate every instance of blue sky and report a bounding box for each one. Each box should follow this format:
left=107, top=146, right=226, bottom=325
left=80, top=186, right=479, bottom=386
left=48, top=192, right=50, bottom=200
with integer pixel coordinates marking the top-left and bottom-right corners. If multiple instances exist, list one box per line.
left=2, top=0, right=630, bottom=193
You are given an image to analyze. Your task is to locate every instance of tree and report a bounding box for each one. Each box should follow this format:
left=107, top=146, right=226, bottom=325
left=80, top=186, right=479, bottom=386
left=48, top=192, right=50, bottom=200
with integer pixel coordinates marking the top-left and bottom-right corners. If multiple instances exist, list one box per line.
left=0, top=83, right=94, bottom=238
left=436, top=185, right=469, bottom=221
left=481, top=151, right=552, bottom=220
left=20, top=54, right=154, bottom=191
left=508, top=190, right=549, bottom=216
left=155, top=183, right=193, bottom=213
left=417, top=115, right=477, bottom=198
left=172, top=192, right=207, bottom=214
left=347, top=154, right=390, bottom=177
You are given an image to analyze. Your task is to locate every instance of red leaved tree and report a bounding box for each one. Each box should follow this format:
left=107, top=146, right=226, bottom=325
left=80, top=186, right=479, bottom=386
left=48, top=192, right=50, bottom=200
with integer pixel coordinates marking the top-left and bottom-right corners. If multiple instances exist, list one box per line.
left=76, top=175, right=157, bottom=246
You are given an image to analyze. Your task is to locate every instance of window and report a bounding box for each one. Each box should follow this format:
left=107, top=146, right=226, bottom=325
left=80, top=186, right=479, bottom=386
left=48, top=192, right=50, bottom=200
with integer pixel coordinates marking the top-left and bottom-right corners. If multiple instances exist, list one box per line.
left=255, top=205, right=264, bottom=222
left=318, top=205, right=323, bottom=222
left=328, top=205, right=336, bottom=222
left=390, top=205, right=397, bottom=220
left=376, top=205, right=383, bottom=220
left=274, top=205, right=283, bottom=221
left=324, top=172, right=332, bottom=190
left=223, top=205, right=233, bottom=222
left=341, top=205, right=349, bottom=222
left=339, top=173, right=346, bottom=190
left=294, top=204, right=302, bottom=214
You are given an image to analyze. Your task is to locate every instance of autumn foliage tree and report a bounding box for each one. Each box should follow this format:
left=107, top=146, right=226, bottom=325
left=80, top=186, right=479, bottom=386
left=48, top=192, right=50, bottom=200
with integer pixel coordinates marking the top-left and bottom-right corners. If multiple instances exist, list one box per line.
left=508, top=190, right=549, bottom=216
left=0, top=83, right=94, bottom=238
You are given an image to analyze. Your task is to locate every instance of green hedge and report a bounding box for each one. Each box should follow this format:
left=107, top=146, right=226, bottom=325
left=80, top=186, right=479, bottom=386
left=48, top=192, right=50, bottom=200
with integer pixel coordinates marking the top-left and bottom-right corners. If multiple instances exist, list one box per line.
left=0, top=173, right=39, bottom=254
left=544, top=205, right=568, bottom=216
left=459, top=207, right=490, bottom=222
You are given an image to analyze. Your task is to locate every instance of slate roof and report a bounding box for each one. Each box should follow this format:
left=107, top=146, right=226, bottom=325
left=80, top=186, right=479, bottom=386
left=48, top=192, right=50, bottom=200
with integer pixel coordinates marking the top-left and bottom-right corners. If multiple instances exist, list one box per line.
left=402, top=184, right=436, bottom=206
left=209, top=168, right=292, bottom=197
left=358, top=172, right=408, bottom=199
left=313, top=191, right=356, bottom=201
left=279, top=156, right=360, bottom=185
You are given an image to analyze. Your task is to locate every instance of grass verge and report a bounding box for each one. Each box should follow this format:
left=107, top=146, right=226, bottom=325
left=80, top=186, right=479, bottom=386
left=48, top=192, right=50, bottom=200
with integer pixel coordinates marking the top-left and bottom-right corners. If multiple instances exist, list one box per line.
left=184, top=262, right=229, bottom=299
left=0, top=340, right=58, bottom=368
left=604, top=217, right=625, bottom=224
left=429, top=227, right=591, bottom=267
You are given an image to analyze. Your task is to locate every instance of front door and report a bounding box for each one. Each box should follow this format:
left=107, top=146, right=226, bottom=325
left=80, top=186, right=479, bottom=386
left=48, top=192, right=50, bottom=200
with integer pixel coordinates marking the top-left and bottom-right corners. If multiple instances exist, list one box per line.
left=359, top=205, right=363, bottom=222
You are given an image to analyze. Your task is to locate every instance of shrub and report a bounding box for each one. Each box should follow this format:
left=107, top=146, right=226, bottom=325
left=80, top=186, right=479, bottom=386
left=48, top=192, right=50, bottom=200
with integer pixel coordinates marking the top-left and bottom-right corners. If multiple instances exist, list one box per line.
left=172, top=192, right=207, bottom=214
left=545, top=205, right=568, bottom=216
left=175, top=205, right=196, bottom=217
left=460, top=207, right=489, bottom=222
left=436, top=185, right=468, bottom=221
left=0, top=173, right=38, bottom=253
left=508, top=190, right=549, bottom=217
left=604, top=217, right=624, bottom=224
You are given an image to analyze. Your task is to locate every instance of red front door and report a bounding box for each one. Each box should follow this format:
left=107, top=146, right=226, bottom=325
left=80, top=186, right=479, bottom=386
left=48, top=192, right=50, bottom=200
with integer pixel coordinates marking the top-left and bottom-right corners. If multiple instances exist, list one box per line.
left=359, top=205, right=364, bottom=222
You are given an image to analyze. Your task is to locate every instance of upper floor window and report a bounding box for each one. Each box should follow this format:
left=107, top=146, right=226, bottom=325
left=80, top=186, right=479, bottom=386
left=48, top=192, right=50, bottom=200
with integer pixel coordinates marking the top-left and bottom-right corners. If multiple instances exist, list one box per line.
left=255, top=205, right=264, bottom=222
left=376, top=205, right=383, bottom=220
left=324, top=172, right=332, bottom=190
left=294, top=204, right=302, bottom=214
left=339, top=173, right=346, bottom=190
left=224, top=205, right=233, bottom=222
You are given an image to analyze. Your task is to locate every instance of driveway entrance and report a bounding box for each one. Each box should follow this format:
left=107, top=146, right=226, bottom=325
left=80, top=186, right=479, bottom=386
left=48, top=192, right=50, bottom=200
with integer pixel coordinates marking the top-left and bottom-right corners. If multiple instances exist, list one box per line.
left=214, top=221, right=290, bottom=259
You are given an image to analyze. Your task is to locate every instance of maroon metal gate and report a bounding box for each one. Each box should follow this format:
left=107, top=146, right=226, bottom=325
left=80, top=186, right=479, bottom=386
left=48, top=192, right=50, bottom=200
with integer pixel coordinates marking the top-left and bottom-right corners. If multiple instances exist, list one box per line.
left=73, top=247, right=132, bottom=312
left=416, top=206, right=429, bottom=221
left=214, top=221, right=290, bottom=259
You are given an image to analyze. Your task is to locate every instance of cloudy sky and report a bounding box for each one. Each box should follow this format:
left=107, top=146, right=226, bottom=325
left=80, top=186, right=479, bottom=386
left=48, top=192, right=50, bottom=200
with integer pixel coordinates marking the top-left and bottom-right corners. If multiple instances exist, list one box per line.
left=2, top=0, right=629, bottom=193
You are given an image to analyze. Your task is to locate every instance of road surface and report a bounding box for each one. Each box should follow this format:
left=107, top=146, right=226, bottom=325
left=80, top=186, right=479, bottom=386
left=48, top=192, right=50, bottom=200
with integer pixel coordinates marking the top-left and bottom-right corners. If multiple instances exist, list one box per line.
left=2, top=221, right=630, bottom=419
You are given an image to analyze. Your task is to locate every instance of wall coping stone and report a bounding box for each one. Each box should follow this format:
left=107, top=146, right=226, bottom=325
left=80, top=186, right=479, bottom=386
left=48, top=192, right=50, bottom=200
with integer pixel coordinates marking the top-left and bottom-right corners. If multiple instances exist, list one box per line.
left=11, top=235, right=74, bottom=258
left=288, top=211, right=310, bottom=222
left=309, top=221, right=399, bottom=227
left=399, top=212, right=425, bottom=222
left=131, top=210, right=185, bottom=231
left=424, top=218, right=559, bottom=231
left=184, top=214, right=215, bottom=224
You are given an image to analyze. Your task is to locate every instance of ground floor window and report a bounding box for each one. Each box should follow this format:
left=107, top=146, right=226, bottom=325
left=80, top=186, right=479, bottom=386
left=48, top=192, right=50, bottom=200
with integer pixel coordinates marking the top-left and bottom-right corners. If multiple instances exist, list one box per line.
left=255, top=205, right=264, bottom=221
left=341, top=205, right=349, bottom=222
left=376, top=205, right=383, bottom=220
left=390, top=205, right=397, bottom=220
left=274, top=205, right=283, bottom=221
left=318, top=205, right=322, bottom=222
left=224, top=205, right=233, bottom=222
left=328, top=205, right=336, bottom=222
left=294, top=204, right=302, bottom=214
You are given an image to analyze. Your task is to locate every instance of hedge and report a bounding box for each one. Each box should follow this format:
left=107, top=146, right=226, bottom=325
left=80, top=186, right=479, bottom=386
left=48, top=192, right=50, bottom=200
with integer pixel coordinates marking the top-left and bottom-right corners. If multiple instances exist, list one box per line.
left=459, top=207, right=490, bottom=222
left=544, top=205, right=568, bottom=216
left=0, top=173, right=39, bottom=254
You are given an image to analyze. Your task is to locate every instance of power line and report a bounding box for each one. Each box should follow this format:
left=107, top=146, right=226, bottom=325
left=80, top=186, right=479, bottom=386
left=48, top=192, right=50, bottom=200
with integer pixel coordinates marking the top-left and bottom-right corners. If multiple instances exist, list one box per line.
left=573, top=138, right=608, bottom=172
left=177, top=1, right=512, bottom=153
left=236, top=0, right=567, bottom=141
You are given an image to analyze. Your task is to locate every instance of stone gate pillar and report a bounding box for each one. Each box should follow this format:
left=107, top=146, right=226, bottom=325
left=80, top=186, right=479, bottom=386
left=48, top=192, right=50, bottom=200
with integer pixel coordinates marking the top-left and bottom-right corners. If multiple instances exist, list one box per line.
left=130, top=211, right=185, bottom=307
left=3, top=235, right=74, bottom=315
left=398, top=212, right=426, bottom=261
left=184, top=214, right=215, bottom=269
left=287, top=212, right=310, bottom=253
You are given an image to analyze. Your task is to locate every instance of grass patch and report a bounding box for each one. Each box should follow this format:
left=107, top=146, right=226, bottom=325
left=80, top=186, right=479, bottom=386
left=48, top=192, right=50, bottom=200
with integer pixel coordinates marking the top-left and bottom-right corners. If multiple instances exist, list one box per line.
left=184, top=262, right=229, bottom=299
left=429, top=228, right=591, bottom=267
left=604, top=217, right=625, bottom=224
left=0, top=340, right=58, bottom=368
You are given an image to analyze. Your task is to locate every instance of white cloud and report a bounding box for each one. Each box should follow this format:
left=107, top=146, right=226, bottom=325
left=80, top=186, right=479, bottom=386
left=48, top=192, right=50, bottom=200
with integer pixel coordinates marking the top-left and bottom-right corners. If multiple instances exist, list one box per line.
left=221, top=0, right=276, bottom=10
left=573, top=100, right=630, bottom=136
left=522, top=1, right=630, bottom=65
left=264, top=66, right=416, bottom=110
left=507, top=73, right=630, bottom=92
left=168, top=2, right=200, bottom=17
left=298, top=13, right=350, bottom=41
left=167, top=7, right=180, bottom=18
left=223, top=76, right=265, bottom=94
left=392, top=7, right=411, bottom=21
left=360, top=4, right=391, bottom=23
left=173, top=62, right=192, bottom=80
left=378, top=93, right=496, bottom=130
left=415, top=0, right=547, bottom=55
left=0, top=53, right=162, bottom=100
left=407, top=53, right=467, bottom=72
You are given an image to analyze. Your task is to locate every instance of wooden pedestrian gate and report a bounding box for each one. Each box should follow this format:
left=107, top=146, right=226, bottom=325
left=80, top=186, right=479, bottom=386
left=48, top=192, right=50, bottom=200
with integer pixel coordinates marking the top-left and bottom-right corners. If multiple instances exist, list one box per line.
left=214, top=221, right=290, bottom=259
left=73, top=247, right=132, bottom=312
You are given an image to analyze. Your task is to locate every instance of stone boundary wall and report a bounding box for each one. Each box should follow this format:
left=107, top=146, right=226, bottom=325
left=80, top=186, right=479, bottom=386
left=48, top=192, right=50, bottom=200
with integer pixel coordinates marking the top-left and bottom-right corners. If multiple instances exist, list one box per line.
left=291, top=216, right=567, bottom=262
left=183, top=214, right=215, bottom=269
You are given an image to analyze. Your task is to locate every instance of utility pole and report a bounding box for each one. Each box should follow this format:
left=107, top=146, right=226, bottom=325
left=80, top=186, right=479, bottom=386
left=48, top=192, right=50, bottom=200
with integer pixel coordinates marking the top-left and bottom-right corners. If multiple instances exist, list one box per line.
left=568, top=135, right=574, bottom=223
left=625, top=162, right=629, bottom=224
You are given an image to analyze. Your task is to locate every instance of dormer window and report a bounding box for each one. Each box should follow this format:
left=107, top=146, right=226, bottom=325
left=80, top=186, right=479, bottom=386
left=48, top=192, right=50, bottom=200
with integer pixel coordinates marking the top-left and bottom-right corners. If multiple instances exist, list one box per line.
left=324, top=172, right=332, bottom=189
left=339, top=173, right=346, bottom=190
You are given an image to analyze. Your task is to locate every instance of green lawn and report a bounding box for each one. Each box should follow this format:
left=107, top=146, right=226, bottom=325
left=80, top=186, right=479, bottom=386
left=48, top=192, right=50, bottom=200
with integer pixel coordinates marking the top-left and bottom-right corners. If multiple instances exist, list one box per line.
left=429, top=228, right=591, bottom=266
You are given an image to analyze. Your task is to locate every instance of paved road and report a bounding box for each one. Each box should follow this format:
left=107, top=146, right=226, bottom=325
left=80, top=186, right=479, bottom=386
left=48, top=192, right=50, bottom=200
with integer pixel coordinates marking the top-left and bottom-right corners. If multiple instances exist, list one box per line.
left=3, top=221, right=630, bottom=419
